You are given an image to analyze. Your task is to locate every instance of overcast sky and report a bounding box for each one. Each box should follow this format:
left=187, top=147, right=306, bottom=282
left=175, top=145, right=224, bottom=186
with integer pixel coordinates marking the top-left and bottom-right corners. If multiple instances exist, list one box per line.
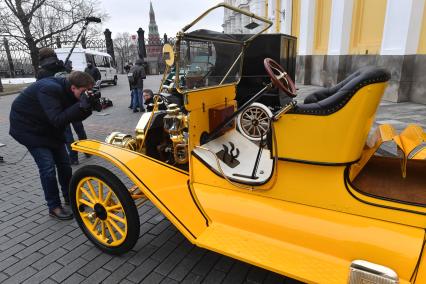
left=99, top=0, right=222, bottom=39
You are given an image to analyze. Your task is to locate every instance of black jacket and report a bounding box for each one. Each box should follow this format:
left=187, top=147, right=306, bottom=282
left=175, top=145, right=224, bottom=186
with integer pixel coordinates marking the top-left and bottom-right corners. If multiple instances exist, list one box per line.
left=84, top=66, right=101, bottom=81
left=9, top=77, right=92, bottom=148
left=36, top=58, right=67, bottom=81
left=130, top=62, right=146, bottom=89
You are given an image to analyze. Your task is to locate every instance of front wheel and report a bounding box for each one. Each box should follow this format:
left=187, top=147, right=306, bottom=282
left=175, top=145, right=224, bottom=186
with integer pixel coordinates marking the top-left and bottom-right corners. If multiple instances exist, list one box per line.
left=69, top=165, right=140, bottom=255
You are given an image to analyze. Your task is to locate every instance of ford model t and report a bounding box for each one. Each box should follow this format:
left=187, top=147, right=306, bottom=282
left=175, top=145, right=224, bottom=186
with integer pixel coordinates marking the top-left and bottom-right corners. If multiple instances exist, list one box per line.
left=70, top=3, right=426, bottom=283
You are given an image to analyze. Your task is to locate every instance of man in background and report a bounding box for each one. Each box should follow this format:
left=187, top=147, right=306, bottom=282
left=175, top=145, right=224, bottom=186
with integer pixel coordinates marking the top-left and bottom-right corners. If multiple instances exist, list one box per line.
left=84, top=62, right=101, bottom=82
left=130, top=59, right=146, bottom=113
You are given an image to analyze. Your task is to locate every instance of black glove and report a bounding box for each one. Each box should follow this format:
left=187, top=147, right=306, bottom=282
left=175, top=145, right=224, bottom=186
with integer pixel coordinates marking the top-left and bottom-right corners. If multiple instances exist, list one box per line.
left=80, top=91, right=102, bottom=112
left=79, top=92, right=92, bottom=111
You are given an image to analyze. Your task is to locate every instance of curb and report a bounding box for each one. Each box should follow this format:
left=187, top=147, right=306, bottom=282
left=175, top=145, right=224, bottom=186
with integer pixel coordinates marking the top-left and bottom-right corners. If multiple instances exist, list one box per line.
left=0, top=91, right=20, bottom=97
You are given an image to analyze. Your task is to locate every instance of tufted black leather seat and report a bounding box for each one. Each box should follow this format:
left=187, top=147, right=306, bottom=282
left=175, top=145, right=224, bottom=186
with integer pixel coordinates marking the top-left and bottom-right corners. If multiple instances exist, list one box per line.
left=291, top=67, right=390, bottom=115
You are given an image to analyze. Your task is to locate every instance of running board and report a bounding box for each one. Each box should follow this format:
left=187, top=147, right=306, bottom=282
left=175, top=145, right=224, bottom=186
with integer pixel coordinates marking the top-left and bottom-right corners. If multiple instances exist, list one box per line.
left=195, top=223, right=349, bottom=284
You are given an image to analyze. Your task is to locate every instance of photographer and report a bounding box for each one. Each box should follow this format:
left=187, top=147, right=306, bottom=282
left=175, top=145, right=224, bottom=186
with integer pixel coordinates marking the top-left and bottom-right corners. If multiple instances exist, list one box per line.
left=9, top=71, right=100, bottom=220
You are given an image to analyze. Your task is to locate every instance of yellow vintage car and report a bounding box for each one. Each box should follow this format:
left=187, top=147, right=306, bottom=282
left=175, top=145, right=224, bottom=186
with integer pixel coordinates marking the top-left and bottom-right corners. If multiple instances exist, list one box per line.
left=69, top=3, right=426, bottom=283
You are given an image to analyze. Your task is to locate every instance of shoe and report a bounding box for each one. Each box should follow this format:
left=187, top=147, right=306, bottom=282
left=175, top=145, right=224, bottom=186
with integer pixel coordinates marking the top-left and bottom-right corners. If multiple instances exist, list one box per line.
left=63, top=197, right=70, bottom=206
left=70, top=160, right=79, bottom=165
left=84, top=153, right=92, bottom=158
left=133, top=109, right=139, bottom=113
left=140, top=109, right=146, bottom=113
left=128, top=106, right=132, bottom=109
left=49, top=206, right=73, bottom=220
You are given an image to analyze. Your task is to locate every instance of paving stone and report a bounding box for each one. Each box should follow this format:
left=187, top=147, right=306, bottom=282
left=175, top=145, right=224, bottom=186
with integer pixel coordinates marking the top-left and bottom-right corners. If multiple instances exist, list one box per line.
left=50, top=257, right=89, bottom=283
left=168, top=248, right=206, bottom=282
left=22, top=229, right=55, bottom=246
left=61, top=234, right=89, bottom=250
left=154, top=240, right=193, bottom=276
left=161, top=277, right=180, bottom=284
left=0, top=273, right=8, bottom=283
left=23, top=262, right=63, bottom=284
left=6, top=221, right=39, bottom=238
left=4, top=252, right=44, bottom=276
left=132, top=233, right=155, bottom=251
left=79, top=253, right=113, bottom=277
left=0, top=256, right=20, bottom=272
left=57, top=244, right=91, bottom=265
left=139, top=271, right=165, bottom=283
left=31, top=248, right=68, bottom=270
left=103, top=251, right=136, bottom=272
left=81, top=268, right=111, bottom=284
left=0, top=244, right=25, bottom=261
left=214, top=255, right=235, bottom=273
left=44, top=225, right=75, bottom=243
left=81, top=246, right=103, bottom=261
left=263, top=272, right=286, bottom=284
left=203, top=269, right=227, bottom=284
left=246, top=266, right=269, bottom=284
left=103, top=263, right=136, bottom=284
left=127, top=258, right=160, bottom=283
left=222, top=262, right=251, bottom=284
left=15, top=239, right=49, bottom=259
left=150, top=227, right=176, bottom=247
left=151, top=240, right=180, bottom=262
left=39, top=235, right=72, bottom=255
left=61, top=272, right=86, bottom=284
left=182, top=273, right=204, bottom=284
left=2, top=266, right=38, bottom=284
left=191, top=251, right=221, bottom=277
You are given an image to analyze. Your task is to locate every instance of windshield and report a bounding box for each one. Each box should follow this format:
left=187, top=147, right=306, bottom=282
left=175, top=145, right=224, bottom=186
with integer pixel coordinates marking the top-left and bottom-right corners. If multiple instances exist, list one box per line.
left=174, top=4, right=271, bottom=92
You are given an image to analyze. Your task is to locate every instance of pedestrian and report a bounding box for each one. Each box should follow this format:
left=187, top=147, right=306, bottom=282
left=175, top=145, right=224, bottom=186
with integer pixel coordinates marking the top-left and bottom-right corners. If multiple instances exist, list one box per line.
left=127, top=63, right=135, bottom=109
left=9, top=71, right=96, bottom=220
left=36, top=47, right=67, bottom=80
left=124, top=62, right=132, bottom=74
left=84, top=62, right=101, bottom=81
left=130, top=59, right=146, bottom=113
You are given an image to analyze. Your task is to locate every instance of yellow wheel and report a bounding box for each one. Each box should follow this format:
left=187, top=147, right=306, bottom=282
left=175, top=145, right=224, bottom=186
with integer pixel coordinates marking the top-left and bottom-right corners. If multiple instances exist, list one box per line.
left=70, top=165, right=140, bottom=255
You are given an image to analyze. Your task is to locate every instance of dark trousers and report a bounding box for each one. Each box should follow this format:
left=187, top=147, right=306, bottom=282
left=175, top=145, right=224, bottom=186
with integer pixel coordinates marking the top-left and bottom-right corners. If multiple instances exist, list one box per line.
left=64, top=121, right=87, bottom=162
left=132, top=88, right=145, bottom=111
left=27, top=145, right=71, bottom=210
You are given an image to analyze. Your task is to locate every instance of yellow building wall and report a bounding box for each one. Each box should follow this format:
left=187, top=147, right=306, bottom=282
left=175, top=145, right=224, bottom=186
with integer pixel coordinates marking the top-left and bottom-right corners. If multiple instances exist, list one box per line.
left=350, top=0, right=387, bottom=54
left=418, top=1, right=426, bottom=53
left=313, top=0, right=332, bottom=54
left=291, top=0, right=300, bottom=50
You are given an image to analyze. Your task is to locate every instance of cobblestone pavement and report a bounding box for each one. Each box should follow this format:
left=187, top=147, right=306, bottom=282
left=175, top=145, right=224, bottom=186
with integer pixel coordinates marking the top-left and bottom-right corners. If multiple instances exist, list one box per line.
left=0, top=75, right=425, bottom=283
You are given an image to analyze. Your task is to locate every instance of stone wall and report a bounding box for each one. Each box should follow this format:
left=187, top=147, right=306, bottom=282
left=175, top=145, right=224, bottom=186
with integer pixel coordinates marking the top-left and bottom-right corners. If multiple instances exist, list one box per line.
left=296, top=54, right=426, bottom=104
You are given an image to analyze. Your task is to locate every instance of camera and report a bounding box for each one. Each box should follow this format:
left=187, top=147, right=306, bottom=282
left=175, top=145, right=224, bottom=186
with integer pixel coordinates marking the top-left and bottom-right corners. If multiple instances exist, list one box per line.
left=86, top=89, right=102, bottom=112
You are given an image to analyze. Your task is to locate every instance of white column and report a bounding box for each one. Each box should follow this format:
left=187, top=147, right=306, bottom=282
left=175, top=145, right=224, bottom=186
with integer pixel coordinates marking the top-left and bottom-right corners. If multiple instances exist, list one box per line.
left=298, top=0, right=316, bottom=55
left=381, top=0, right=425, bottom=55
left=281, top=0, right=292, bottom=35
left=327, top=0, right=354, bottom=55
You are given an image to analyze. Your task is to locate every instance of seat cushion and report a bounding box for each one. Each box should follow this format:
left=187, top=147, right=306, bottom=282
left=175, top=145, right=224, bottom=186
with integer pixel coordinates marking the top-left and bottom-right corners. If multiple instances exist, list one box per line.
left=292, top=67, right=390, bottom=115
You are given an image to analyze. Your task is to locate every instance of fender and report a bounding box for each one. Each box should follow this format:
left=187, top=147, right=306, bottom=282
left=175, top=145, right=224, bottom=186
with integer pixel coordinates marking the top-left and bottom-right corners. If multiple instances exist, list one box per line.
left=72, top=139, right=208, bottom=241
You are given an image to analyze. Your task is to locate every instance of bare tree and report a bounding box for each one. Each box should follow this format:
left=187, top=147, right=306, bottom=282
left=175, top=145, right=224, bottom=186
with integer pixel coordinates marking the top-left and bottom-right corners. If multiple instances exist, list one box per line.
left=0, top=0, right=104, bottom=72
left=114, top=33, right=138, bottom=74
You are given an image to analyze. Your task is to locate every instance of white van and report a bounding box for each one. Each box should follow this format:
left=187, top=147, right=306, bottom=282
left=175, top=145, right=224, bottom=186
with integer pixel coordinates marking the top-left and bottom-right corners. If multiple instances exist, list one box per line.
left=55, top=48, right=118, bottom=85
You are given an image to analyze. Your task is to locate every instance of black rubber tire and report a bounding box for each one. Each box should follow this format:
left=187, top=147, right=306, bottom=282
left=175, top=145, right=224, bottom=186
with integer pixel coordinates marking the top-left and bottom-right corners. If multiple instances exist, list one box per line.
left=113, top=76, right=117, bottom=86
left=69, top=165, right=140, bottom=255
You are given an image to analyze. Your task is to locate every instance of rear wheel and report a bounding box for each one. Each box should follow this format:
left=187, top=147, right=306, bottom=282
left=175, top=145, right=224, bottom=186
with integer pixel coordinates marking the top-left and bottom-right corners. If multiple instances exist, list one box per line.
left=69, top=165, right=140, bottom=255
left=113, top=76, right=118, bottom=85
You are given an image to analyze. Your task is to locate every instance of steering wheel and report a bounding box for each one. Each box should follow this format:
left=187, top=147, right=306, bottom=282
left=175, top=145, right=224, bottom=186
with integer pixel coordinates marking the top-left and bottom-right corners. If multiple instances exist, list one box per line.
left=264, top=58, right=297, bottom=97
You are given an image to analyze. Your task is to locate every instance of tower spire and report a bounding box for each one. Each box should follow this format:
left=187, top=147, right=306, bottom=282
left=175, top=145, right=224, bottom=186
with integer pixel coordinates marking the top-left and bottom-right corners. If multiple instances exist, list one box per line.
left=149, top=1, right=155, bottom=24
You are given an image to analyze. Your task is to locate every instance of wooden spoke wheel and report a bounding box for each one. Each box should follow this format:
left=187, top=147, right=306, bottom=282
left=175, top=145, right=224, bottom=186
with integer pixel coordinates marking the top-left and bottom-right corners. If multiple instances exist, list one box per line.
left=70, top=165, right=140, bottom=255
left=237, top=102, right=273, bottom=141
